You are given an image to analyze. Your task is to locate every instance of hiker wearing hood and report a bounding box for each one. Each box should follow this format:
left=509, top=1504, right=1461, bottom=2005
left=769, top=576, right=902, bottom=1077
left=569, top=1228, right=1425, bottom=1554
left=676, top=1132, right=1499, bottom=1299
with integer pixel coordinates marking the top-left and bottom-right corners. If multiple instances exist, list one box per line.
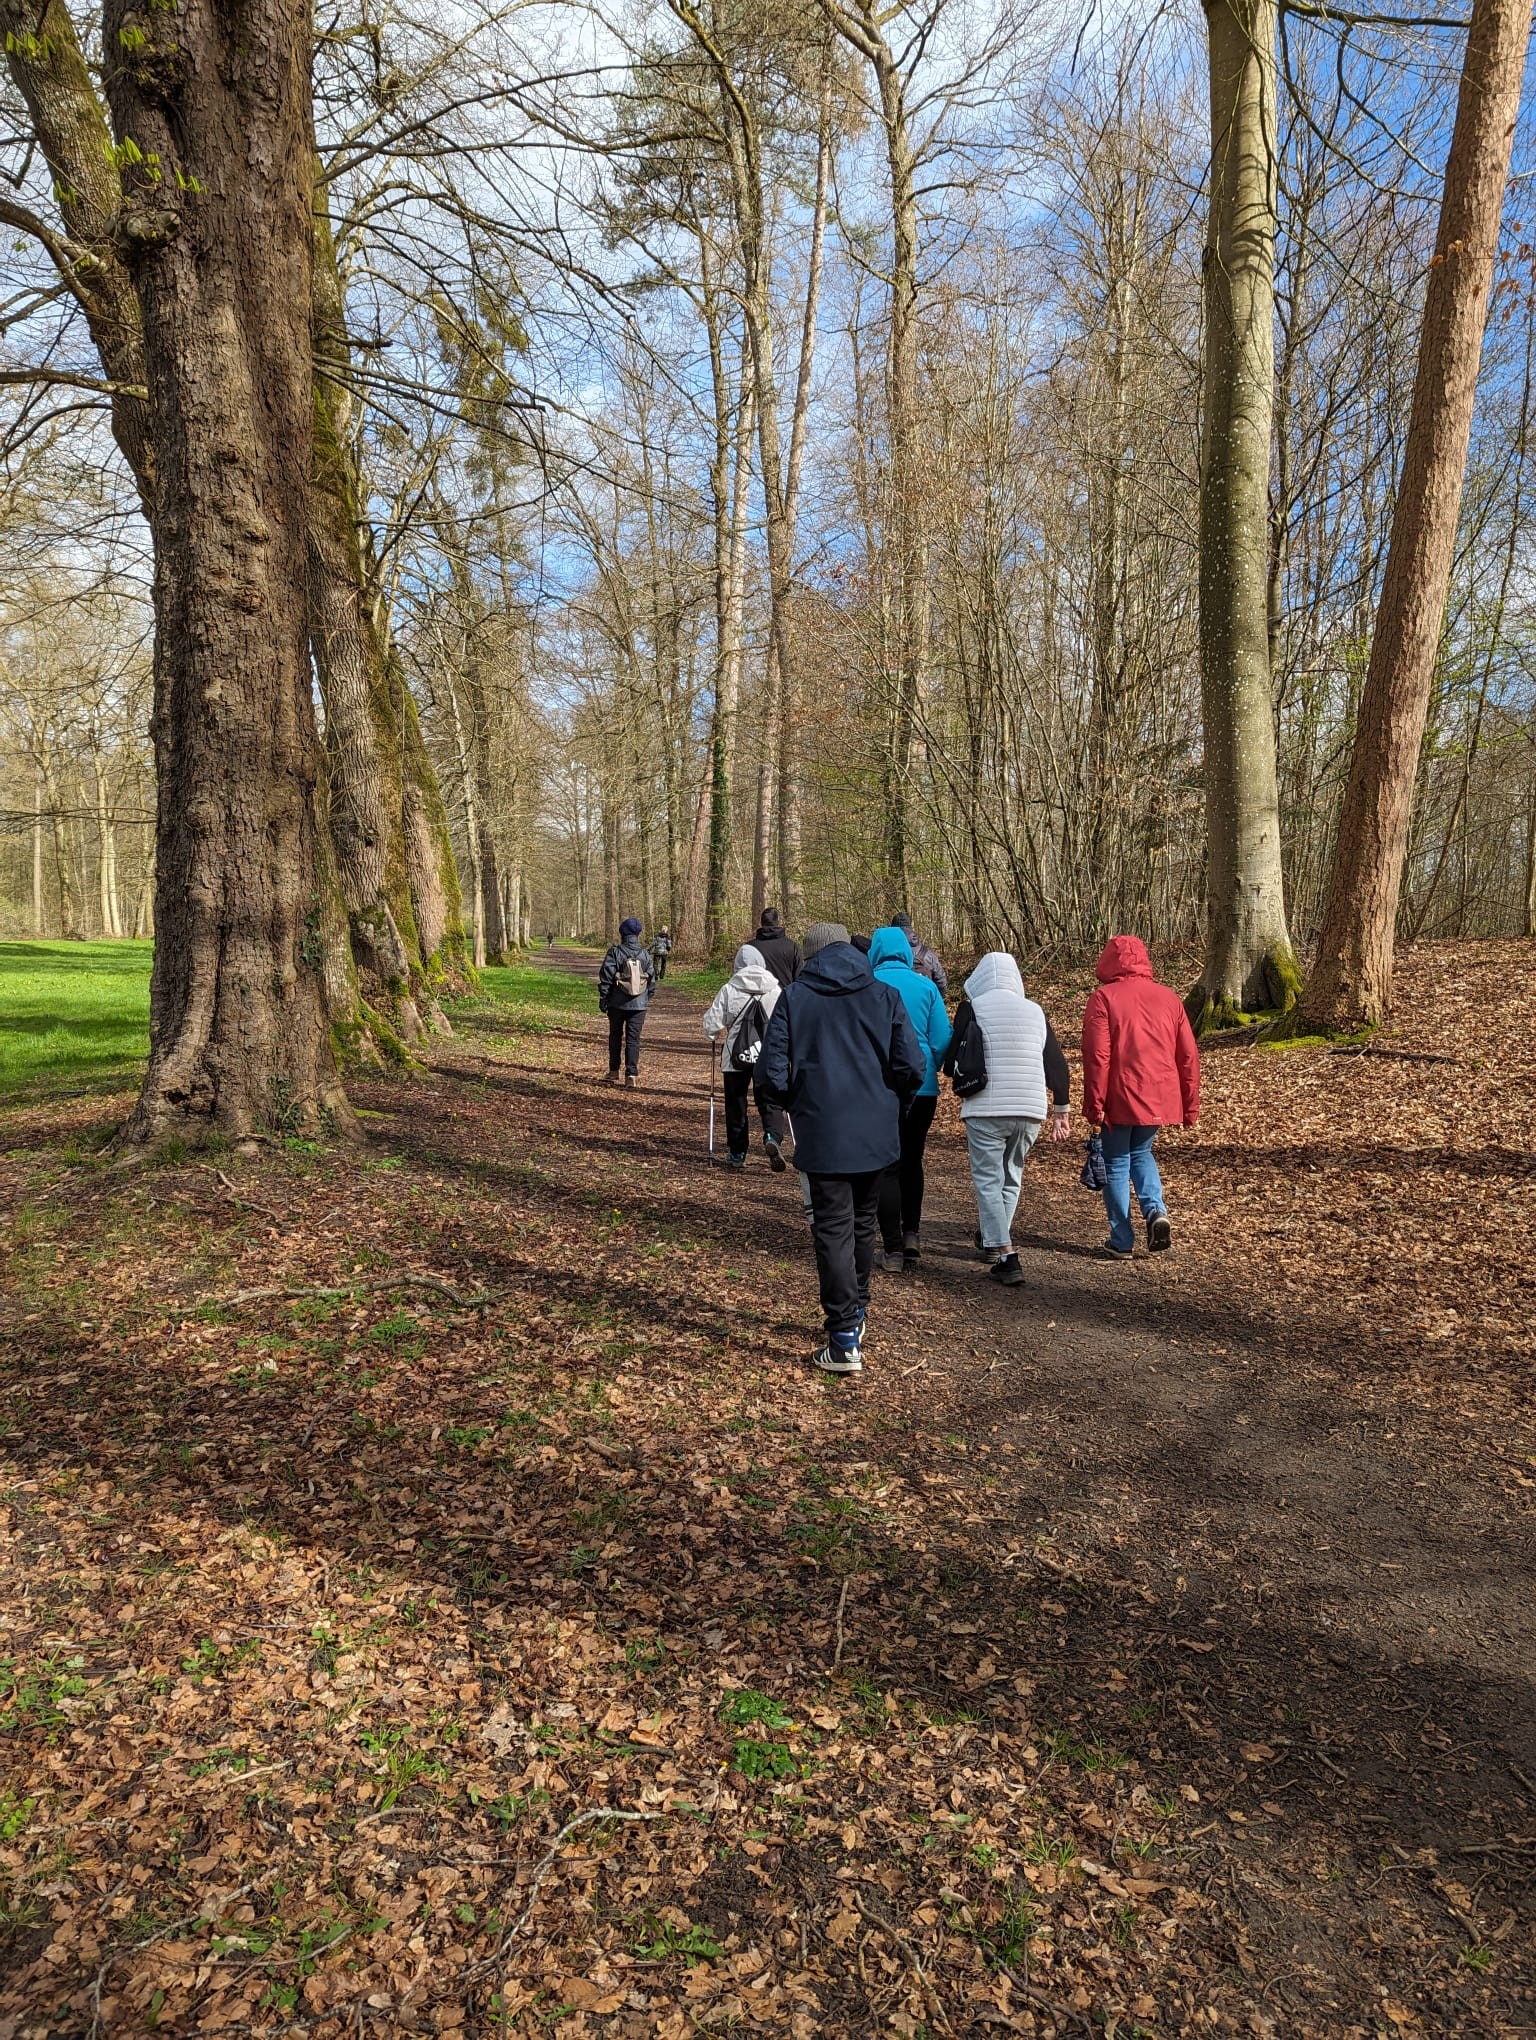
left=758, top=938, right=926, bottom=1375
left=868, top=927, right=952, bottom=1271
left=1081, top=935, right=1199, bottom=1258
left=702, top=945, right=786, bottom=1170
left=597, top=917, right=655, bottom=1087
left=889, top=911, right=948, bottom=995
left=749, top=906, right=803, bottom=988
left=942, top=952, right=1071, bottom=1286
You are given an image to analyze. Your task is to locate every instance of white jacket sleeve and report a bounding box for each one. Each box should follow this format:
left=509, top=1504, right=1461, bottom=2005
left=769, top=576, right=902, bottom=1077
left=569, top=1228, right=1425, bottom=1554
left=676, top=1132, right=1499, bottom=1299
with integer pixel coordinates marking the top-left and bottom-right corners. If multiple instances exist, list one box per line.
left=702, top=984, right=739, bottom=1040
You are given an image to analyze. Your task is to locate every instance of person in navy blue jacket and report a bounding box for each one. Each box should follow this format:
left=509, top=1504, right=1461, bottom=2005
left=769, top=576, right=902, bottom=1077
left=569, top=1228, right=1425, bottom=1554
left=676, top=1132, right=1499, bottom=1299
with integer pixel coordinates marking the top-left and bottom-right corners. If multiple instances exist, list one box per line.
left=757, top=924, right=925, bottom=1377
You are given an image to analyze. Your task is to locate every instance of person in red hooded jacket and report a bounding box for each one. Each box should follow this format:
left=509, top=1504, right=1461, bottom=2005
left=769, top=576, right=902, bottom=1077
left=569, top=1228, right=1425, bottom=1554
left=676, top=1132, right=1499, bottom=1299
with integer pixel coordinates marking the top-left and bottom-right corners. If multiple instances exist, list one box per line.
left=1080, top=936, right=1200, bottom=1258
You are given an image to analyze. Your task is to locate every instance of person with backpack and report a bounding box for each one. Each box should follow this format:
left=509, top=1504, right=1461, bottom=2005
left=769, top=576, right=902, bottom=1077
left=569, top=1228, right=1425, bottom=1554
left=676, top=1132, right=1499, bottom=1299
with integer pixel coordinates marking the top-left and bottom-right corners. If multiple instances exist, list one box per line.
left=757, top=924, right=925, bottom=1375
left=597, top=916, right=654, bottom=1088
left=888, top=911, right=948, bottom=996
left=749, top=906, right=803, bottom=988
left=653, top=926, right=674, bottom=981
left=702, top=945, right=786, bottom=1171
left=1081, top=935, right=1200, bottom=1257
left=867, top=926, right=952, bottom=1273
left=942, top=953, right=1071, bottom=1287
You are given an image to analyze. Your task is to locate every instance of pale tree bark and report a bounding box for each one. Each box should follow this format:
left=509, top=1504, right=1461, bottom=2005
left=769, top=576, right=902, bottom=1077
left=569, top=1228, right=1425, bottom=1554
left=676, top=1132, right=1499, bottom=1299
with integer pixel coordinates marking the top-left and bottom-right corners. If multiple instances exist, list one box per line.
left=1292, top=0, right=1533, bottom=1031
left=1192, top=0, right=1301, bottom=1027
left=104, top=0, right=353, bottom=1142
left=669, top=0, right=807, bottom=923
left=32, top=766, right=44, bottom=936
left=818, top=0, right=925, bottom=899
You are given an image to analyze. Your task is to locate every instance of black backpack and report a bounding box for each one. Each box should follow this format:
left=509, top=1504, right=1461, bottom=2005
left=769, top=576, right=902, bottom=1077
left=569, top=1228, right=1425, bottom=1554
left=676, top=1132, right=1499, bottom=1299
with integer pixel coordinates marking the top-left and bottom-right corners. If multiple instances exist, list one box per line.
left=727, top=996, right=768, bottom=1072
left=949, top=1012, right=988, bottom=1098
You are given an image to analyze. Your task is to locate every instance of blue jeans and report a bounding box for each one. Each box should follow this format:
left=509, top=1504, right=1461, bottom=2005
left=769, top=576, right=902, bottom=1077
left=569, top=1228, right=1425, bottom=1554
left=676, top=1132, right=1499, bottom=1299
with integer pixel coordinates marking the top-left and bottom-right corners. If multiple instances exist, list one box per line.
left=1101, top=1124, right=1164, bottom=1252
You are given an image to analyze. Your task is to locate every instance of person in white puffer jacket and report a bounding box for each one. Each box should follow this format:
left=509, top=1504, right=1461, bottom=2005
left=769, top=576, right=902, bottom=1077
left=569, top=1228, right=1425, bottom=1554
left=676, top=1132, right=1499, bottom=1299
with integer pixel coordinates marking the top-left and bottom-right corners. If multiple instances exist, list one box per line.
left=702, top=945, right=787, bottom=1172
left=942, top=951, right=1071, bottom=1286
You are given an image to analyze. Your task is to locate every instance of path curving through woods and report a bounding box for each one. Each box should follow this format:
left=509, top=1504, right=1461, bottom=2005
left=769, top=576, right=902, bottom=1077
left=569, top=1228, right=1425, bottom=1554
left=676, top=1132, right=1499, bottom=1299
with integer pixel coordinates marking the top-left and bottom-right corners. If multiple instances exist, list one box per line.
left=520, top=945, right=1536, bottom=2028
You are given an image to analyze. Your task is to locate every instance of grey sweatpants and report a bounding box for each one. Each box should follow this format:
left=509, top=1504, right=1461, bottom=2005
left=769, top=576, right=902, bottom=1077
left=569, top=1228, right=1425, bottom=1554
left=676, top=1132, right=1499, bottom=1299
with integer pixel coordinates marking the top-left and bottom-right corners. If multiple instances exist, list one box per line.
left=964, top=1114, right=1042, bottom=1251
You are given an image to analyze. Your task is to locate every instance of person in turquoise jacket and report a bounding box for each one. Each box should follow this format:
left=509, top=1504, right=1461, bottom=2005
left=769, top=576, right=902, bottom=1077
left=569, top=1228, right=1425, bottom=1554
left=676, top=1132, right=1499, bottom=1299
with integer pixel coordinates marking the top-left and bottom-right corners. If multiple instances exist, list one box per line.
left=868, top=925, right=952, bottom=1272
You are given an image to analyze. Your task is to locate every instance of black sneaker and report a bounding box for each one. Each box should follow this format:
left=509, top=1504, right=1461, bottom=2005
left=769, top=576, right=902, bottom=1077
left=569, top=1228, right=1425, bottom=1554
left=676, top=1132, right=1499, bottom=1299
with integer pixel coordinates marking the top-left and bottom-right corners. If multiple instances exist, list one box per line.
left=1147, top=1211, right=1172, bottom=1253
left=812, top=1334, right=863, bottom=1376
left=764, top=1136, right=787, bottom=1173
left=724, top=1153, right=746, bottom=1172
left=988, top=1253, right=1025, bottom=1287
left=1097, top=1239, right=1134, bottom=1261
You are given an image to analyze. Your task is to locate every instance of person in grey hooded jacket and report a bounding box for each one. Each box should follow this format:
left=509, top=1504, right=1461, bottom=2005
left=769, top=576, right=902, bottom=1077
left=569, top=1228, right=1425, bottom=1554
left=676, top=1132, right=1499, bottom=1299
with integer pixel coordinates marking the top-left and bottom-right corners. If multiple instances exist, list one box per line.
left=942, top=951, right=1070, bottom=1286
left=702, top=944, right=786, bottom=1169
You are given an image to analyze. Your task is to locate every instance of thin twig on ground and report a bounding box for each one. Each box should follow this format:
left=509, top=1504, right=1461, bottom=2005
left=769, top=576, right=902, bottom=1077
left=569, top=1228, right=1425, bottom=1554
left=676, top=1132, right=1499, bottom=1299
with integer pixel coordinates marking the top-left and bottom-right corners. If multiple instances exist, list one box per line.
left=832, top=1576, right=851, bottom=1669
left=855, top=1892, right=955, bottom=2036
left=196, top=1164, right=286, bottom=1226
left=455, top=1804, right=669, bottom=2028
left=88, top=1874, right=274, bottom=2038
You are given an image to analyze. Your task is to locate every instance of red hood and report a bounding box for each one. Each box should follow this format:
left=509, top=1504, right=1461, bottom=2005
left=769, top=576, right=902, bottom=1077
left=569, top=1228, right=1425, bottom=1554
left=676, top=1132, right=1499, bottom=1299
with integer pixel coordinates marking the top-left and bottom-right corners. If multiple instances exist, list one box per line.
left=1095, top=935, right=1153, bottom=983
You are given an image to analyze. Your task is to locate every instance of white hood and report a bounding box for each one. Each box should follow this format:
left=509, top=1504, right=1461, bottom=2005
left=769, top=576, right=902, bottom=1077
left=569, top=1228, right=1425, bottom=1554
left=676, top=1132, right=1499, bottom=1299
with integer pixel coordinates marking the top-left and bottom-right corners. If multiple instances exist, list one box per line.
left=964, top=951, right=1025, bottom=1001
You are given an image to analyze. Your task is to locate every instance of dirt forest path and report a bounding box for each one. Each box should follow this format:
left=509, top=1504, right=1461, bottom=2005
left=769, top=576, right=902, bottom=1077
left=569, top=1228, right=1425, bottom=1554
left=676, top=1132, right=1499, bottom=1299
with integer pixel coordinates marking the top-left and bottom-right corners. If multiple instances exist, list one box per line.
left=3, top=942, right=1535, bottom=2037
left=523, top=948, right=1536, bottom=2023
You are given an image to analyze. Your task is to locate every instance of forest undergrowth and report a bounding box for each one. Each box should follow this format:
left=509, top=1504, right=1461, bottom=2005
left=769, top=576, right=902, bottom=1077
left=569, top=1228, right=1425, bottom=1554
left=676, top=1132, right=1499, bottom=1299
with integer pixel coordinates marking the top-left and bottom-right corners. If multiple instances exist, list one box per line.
left=0, top=944, right=1532, bottom=2037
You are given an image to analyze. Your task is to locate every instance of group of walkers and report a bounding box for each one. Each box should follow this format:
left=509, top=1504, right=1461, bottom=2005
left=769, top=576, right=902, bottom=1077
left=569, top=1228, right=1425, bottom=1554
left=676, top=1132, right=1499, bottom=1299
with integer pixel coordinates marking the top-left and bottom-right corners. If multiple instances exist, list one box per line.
left=598, top=908, right=1199, bottom=1375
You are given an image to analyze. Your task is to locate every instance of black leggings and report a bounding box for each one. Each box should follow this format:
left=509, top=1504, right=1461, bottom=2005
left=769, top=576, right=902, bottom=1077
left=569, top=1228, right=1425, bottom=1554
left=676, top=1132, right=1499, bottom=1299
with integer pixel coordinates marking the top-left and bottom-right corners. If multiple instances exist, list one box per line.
left=607, top=1008, right=646, bottom=1076
left=878, top=1093, right=938, bottom=1248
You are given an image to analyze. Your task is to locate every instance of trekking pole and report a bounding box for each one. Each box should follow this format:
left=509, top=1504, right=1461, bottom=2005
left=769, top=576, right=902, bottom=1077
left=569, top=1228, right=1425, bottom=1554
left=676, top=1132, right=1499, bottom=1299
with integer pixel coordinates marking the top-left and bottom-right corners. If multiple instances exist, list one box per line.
left=708, top=1039, right=718, bottom=1158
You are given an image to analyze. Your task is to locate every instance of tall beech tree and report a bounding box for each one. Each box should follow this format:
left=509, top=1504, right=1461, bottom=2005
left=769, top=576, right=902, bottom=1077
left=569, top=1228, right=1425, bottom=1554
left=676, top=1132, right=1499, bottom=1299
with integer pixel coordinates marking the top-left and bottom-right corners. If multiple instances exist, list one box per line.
left=1290, top=0, right=1534, bottom=1033
left=1191, top=0, right=1301, bottom=1027
left=102, top=0, right=354, bottom=1141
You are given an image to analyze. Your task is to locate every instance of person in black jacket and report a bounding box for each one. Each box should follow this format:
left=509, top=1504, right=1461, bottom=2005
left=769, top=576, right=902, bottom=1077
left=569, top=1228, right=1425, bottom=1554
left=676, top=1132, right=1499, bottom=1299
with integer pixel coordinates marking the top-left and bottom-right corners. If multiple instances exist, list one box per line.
left=597, top=917, right=654, bottom=1087
left=749, top=906, right=803, bottom=988
left=757, top=931, right=925, bottom=1376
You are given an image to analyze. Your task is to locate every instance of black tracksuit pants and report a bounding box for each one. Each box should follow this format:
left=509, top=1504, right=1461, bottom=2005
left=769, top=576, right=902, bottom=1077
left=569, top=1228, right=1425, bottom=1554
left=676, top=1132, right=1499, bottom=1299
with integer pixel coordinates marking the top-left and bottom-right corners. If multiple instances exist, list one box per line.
left=607, top=1008, right=646, bottom=1076
left=878, top=1093, right=938, bottom=1249
left=807, top=1169, right=882, bottom=1337
left=723, top=1072, right=785, bottom=1158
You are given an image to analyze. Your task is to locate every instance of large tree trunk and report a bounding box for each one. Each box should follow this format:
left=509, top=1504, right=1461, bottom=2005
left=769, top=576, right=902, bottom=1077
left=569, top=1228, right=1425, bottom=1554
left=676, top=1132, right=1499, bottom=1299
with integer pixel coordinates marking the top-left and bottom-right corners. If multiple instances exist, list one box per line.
left=1291, top=0, right=1532, bottom=1032
left=104, top=0, right=352, bottom=1143
left=2, top=0, right=462, bottom=1041
left=1191, top=0, right=1300, bottom=1027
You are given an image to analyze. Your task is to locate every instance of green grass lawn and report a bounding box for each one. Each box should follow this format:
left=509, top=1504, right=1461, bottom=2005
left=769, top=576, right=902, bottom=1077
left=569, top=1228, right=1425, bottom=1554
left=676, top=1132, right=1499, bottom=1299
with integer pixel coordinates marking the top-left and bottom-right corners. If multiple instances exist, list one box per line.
left=449, top=955, right=595, bottom=1032
left=0, top=939, right=152, bottom=1098
left=0, top=942, right=607, bottom=1103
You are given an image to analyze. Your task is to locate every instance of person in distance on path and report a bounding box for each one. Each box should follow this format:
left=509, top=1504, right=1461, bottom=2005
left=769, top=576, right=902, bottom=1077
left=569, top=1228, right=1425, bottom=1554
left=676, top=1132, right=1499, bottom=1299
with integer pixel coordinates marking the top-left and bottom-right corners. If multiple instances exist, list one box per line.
left=888, top=910, right=948, bottom=996
left=1080, top=935, right=1200, bottom=1258
left=653, top=925, right=673, bottom=980
left=867, top=925, right=951, bottom=1273
left=597, top=916, right=655, bottom=1089
left=757, top=922, right=925, bottom=1376
left=943, top=953, right=1071, bottom=1287
left=702, top=944, right=786, bottom=1172
left=748, top=905, right=803, bottom=988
